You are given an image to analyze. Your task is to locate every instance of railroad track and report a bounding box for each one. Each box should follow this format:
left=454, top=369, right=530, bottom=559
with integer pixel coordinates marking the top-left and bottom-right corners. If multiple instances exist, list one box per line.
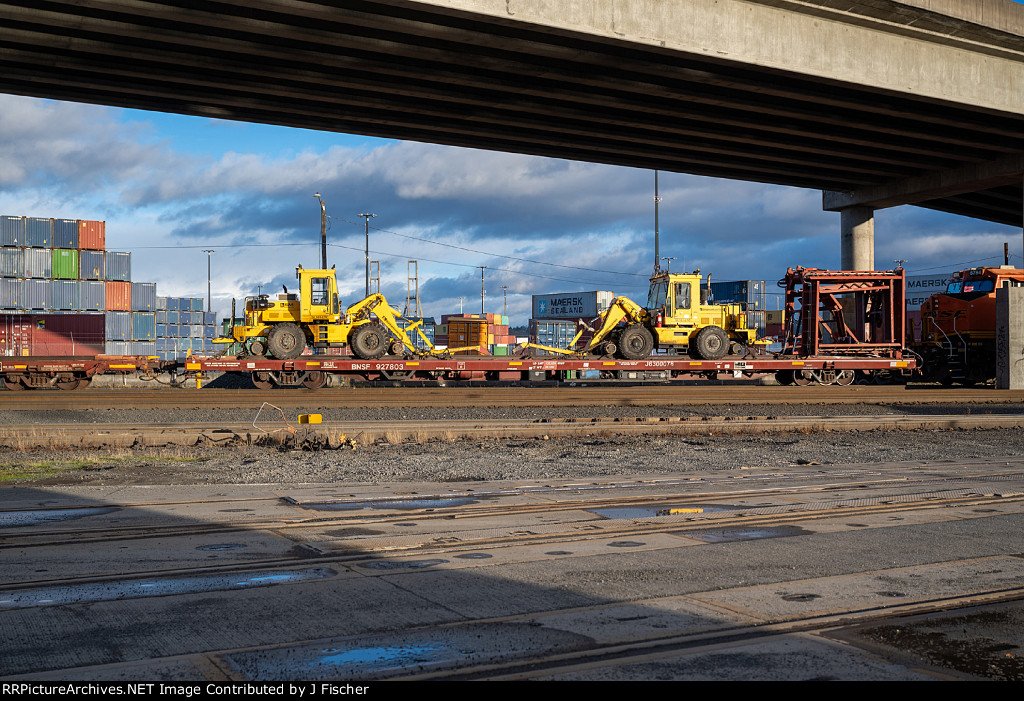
left=1, top=385, right=1023, bottom=410
left=2, top=412, right=1024, bottom=448
left=4, top=460, right=1021, bottom=569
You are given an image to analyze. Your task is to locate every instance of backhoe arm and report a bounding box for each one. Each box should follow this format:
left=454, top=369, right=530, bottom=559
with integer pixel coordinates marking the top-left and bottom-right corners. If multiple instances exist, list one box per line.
left=581, top=296, right=649, bottom=353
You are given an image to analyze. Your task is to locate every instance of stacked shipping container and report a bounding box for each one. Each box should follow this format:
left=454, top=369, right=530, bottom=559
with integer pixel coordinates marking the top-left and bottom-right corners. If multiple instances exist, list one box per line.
left=435, top=313, right=515, bottom=355
left=0, top=214, right=216, bottom=358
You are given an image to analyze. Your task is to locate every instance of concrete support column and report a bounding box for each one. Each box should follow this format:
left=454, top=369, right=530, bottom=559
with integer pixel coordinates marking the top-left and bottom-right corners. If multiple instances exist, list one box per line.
left=996, top=286, right=1024, bottom=390
left=840, top=206, right=875, bottom=271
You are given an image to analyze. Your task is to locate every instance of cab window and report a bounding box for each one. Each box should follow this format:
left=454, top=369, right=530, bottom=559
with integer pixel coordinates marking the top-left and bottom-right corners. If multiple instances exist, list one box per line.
left=674, top=282, right=690, bottom=311
left=310, top=277, right=329, bottom=306
left=648, top=281, right=667, bottom=309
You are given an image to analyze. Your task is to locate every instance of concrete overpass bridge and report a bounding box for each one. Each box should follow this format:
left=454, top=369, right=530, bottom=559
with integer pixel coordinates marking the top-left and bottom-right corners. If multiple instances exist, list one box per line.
left=2, top=0, right=1023, bottom=268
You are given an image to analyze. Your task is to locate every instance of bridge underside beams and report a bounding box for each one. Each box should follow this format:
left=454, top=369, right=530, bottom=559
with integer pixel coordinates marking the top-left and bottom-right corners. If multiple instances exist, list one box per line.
left=0, top=0, right=1021, bottom=227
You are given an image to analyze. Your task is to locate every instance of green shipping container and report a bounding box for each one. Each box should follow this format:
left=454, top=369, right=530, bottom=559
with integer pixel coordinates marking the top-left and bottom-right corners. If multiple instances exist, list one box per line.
left=52, top=249, right=79, bottom=280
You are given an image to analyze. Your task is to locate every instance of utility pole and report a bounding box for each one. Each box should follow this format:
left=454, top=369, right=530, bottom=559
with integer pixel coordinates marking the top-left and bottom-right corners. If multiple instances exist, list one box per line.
left=477, top=266, right=487, bottom=314
left=359, top=213, right=377, bottom=296
left=654, top=170, right=662, bottom=273
left=202, top=249, right=215, bottom=313
left=314, top=193, right=327, bottom=269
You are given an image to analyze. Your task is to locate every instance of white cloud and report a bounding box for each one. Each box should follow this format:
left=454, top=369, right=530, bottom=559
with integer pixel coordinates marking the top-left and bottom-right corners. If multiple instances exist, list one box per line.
left=1, top=93, right=1018, bottom=323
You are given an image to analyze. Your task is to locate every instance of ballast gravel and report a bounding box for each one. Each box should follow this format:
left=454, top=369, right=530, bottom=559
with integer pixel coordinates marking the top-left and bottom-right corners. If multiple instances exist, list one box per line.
left=1, top=400, right=1022, bottom=487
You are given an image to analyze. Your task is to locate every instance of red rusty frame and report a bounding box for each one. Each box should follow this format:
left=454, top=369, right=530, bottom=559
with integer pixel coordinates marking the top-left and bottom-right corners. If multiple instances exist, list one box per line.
left=782, top=267, right=906, bottom=358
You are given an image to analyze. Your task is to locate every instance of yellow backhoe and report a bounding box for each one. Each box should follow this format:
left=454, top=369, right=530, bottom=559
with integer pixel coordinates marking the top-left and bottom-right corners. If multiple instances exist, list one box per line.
left=527, top=270, right=757, bottom=360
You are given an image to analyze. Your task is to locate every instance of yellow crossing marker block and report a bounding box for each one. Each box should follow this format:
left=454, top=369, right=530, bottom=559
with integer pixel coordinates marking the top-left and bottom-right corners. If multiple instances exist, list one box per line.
left=298, top=414, right=323, bottom=424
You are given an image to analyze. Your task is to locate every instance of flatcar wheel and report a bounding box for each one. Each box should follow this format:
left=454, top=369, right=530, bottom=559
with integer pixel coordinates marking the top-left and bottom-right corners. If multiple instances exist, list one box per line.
left=301, top=371, right=327, bottom=389
left=2, top=375, right=26, bottom=390
left=834, top=370, right=856, bottom=386
left=250, top=371, right=273, bottom=390
left=775, top=370, right=795, bottom=386
left=56, top=378, right=81, bottom=391
left=791, top=370, right=816, bottom=386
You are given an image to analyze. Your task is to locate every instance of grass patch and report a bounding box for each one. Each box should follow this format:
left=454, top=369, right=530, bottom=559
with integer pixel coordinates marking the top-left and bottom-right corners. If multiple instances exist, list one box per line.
left=0, top=454, right=212, bottom=482
left=0, top=459, right=96, bottom=482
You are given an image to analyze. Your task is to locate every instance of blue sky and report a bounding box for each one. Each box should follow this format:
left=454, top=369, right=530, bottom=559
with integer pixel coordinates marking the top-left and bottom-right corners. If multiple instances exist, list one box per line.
left=0, top=94, right=1019, bottom=324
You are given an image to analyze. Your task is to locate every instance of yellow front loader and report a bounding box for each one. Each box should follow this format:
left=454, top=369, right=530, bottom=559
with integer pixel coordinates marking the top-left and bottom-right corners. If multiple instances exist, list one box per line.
left=525, top=270, right=758, bottom=360
left=219, top=266, right=439, bottom=360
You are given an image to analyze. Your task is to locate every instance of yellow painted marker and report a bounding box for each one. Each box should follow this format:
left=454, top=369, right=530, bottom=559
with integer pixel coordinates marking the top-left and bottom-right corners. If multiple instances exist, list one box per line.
left=299, top=414, right=323, bottom=424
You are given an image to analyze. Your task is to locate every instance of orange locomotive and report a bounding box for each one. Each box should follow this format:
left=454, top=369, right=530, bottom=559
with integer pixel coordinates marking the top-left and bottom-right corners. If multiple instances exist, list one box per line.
left=918, top=266, right=1024, bottom=385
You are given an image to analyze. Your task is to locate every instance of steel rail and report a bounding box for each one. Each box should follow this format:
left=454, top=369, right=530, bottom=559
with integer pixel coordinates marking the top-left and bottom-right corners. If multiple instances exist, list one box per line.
left=2, top=385, right=1024, bottom=410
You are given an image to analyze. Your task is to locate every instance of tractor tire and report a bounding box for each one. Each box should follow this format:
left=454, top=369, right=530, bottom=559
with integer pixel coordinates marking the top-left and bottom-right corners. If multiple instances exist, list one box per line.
left=616, top=326, right=655, bottom=360
left=266, top=323, right=305, bottom=359
left=350, top=323, right=388, bottom=359
left=691, top=326, right=729, bottom=360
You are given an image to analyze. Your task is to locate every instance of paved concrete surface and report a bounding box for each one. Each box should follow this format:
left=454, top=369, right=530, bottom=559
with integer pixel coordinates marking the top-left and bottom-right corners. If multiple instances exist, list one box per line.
left=1, top=459, right=1022, bottom=681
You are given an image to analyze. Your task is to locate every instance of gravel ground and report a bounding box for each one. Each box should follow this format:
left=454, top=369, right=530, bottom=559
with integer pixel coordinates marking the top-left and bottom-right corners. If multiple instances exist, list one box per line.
left=1, top=400, right=1023, bottom=487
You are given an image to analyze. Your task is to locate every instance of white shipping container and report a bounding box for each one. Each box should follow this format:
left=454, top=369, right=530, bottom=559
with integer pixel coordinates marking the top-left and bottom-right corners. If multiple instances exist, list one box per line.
left=23, top=248, right=51, bottom=279
left=0, top=247, right=22, bottom=278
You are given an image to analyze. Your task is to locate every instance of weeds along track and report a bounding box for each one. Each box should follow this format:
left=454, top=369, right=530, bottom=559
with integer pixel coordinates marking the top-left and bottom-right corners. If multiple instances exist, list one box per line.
left=1, top=413, right=1023, bottom=449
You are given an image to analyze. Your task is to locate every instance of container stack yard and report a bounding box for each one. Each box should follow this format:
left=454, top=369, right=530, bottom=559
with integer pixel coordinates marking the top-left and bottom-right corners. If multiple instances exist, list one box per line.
left=0, top=214, right=215, bottom=358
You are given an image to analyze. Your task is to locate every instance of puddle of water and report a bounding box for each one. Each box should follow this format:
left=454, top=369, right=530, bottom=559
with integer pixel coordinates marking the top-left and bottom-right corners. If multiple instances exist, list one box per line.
left=591, top=504, right=730, bottom=519
left=682, top=525, right=811, bottom=543
left=454, top=553, right=492, bottom=560
left=607, top=541, right=645, bottom=548
left=313, top=644, right=441, bottom=670
left=196, top=544, right=246, bottom=551
left=782, top=593, right=821, bottom=602
left=295, top=497, right=476, bottom=512
left=0, top=507, right=119, bottom=529
left=359, top=559, right=448, bottom=571
left=0, top=567, right=334, bottom=610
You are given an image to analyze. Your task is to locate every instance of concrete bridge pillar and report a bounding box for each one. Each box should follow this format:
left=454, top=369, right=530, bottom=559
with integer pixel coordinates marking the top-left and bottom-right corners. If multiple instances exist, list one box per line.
left=840, top=206, right=875, bottom=271
left=996, top=286, right=1024, bottom=390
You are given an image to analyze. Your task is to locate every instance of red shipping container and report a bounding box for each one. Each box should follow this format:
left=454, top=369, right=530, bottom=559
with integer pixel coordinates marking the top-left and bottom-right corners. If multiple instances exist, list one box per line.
left=78, top=220, right=106, bottom=250
left=106, top=281, right=131, bottom=311
left=0, top=313, right=104, bottom=356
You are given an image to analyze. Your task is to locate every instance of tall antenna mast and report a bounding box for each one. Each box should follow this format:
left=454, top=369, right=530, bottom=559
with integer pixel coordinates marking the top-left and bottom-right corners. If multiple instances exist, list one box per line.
left=404, top=260, right=422, bottom=317
left=370, top=260, right=380, bottom=294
